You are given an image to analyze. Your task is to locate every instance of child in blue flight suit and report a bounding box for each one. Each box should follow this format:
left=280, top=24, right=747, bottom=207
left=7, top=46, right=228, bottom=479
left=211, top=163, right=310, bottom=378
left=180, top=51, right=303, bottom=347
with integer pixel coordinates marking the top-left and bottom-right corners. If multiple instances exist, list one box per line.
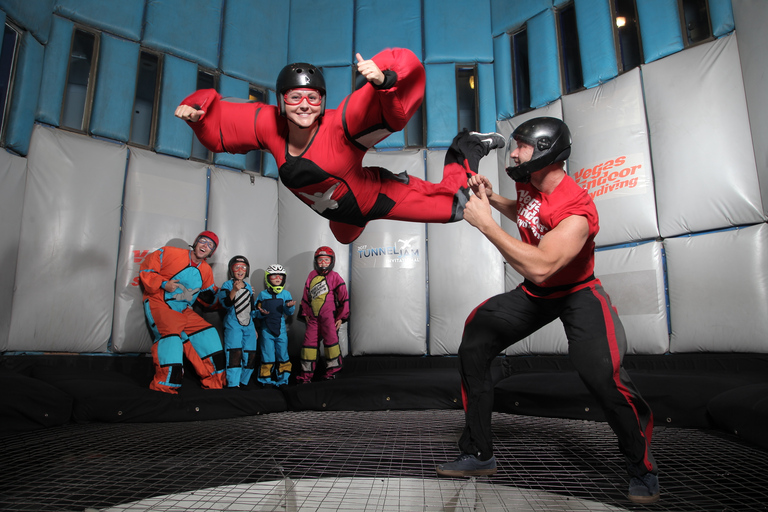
left=255, top=264, right=296, bottom=387
left=217, top=255, right=258, bottom=388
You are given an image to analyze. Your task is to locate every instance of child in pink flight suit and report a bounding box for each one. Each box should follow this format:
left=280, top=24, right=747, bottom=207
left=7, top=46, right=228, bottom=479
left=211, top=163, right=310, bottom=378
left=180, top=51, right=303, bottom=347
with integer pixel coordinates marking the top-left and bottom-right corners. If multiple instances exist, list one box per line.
left=297, top=247, right=350, bottom=383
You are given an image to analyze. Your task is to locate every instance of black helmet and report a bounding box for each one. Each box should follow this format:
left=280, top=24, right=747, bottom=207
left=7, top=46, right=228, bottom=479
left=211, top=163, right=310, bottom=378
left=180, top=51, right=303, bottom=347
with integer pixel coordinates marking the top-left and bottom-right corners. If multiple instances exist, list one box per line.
left=228, top=255, right=250, bottom=279
left=276, top=62, right=326, bottom=117
left=506, top=117, right=571, bottom=183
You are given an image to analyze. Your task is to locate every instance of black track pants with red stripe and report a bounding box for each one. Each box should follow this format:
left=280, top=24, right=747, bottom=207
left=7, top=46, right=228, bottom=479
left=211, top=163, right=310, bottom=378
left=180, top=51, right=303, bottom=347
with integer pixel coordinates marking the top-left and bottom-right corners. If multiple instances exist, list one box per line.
left=457, top=282, right=657, bottom=477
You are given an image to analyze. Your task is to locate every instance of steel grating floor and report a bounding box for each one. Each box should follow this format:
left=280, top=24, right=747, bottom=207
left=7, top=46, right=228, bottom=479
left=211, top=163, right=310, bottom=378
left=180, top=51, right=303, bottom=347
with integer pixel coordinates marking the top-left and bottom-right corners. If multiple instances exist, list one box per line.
left=1, top=410, right=767, bottom=511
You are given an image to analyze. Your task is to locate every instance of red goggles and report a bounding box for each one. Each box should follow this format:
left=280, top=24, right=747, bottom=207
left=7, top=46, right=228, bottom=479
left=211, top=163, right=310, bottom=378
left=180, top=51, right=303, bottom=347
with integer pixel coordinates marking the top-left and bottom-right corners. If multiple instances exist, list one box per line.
left=283, top=88, right=323, bottom=106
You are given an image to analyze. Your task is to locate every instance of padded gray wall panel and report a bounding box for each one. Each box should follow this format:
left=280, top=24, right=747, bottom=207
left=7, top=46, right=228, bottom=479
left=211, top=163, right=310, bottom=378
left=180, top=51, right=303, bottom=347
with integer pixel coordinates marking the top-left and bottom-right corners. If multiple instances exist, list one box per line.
left=563, top=67, right=659, bottom=246
left=0, top=150, right=27, bottom=351
left=111, top=149, right=209, bottom=354
left=593, top=242, right=669, bottom=354
left=732, top=0, right=768, bottom=217
left=644, top=34, right=763, bottom=238
left=666, top=224, right=768, bottom=353
left=426, top=149, right=504, bottom=355
left=207, top=168, right=278, bottom=294
left=351, top=150, right=427, bottom=355
left=10, top=126, right=126, bottom=352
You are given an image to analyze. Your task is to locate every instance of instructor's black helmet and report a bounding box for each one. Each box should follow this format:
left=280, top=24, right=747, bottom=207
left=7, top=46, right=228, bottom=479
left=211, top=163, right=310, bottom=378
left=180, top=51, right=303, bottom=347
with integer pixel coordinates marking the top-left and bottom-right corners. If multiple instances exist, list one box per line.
left=276, top=62, right=327, bottom=117
left=506, top=117, right=571, bottom=183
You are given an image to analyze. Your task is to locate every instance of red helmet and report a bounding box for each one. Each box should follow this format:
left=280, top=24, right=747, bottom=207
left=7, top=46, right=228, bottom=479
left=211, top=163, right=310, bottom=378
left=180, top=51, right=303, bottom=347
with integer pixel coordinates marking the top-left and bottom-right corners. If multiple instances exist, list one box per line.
left=314, top=246, right=335, bottom=275
left=193, top=230, right=219, bottom=256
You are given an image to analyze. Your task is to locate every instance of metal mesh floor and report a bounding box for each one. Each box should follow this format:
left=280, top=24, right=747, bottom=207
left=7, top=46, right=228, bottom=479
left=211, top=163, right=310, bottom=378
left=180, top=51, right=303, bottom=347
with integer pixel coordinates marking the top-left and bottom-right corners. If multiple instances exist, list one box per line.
left=1, top=410, right=767, bottom=511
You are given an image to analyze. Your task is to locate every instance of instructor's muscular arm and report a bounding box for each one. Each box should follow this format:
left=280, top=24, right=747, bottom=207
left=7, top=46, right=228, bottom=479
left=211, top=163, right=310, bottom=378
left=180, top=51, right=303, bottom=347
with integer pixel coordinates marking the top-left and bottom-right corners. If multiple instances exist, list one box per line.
left=463, top=182, right=589, bottom=285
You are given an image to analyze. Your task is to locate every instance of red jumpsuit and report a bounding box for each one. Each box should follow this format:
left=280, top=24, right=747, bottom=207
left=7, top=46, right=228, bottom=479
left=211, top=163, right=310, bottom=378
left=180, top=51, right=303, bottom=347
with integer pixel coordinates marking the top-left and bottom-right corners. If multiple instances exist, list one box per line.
left=140, top=247, right=226, bottom=393
left=180, top=48, right=477, bottom=244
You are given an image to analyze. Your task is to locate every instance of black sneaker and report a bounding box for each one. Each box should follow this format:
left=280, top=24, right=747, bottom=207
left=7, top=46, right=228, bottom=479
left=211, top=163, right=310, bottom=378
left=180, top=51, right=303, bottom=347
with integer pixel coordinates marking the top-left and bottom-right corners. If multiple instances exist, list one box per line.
left=436, top=453, right=497, bottom=477
left=468, top=131, right=506, bottom=155
left=628, top=473, right=660, bottom=504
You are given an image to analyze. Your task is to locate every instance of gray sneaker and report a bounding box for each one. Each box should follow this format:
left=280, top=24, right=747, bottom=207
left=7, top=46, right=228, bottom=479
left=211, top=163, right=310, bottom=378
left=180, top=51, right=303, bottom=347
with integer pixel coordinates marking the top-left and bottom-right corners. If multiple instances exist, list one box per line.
left=436, top=453, right=497, bottom=477
left=468, top=131, right=506, bottom=154
left=627, top=473, right=660, bottom=504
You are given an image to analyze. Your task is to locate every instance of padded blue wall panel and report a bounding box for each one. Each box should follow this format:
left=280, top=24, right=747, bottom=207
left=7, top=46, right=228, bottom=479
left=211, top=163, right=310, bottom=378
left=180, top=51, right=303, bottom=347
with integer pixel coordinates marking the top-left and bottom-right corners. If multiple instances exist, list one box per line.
left=424, top=0, right=493, bottom=63
left=477, top=62, right=497, bottom=133
left=90, top=34, right=139, bottom=142
left=0, top=0, right=54, bottom=44
left=213, top=74, right=248, bottom=170
left=354, top=0, right=422, bottom=59
left=575, top=0, right=618, bottom=88
left=493, top=34, right=514, bottom=121
left=288, top=0, right=352, bottom=67
left=143, top=0, right=221, bottom=70
left=262, top=90, right=278, bottom=179
left=425, top=63, right=455, bottom=148
left=53, top=0, right=144, bottom=42
left=710, top=0, right=735, bottom=37
left=636, top=0, right=684, bottom=63
left=4, top=31, right=43, bottom=156
left=220, top=0, right=288, bottom=87
left=154, top=55, right=198, bottom=159
left=35, top=15, right=72, bottom=126
left=490, top=0, right=550, bottom=37
left=323, top=65, right=352, bottom=114
left=528, top=9, right=561, bottom=109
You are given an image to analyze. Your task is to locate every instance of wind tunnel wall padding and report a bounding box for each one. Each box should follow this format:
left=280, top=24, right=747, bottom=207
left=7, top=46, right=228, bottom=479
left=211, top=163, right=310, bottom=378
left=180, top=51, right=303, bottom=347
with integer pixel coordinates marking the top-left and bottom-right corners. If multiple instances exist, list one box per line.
left=9, top=126, right=127, bottom=353
left=111, top=149, right=209, bottom=354
left=490, top=0, right=549, bottom=37
left=573, top=0, right=618, bottom=88
left=426, top=149, right=504, bottom=355
left=213, top=75, right=250, bottom=171
left=0, top=151, right=26, bottom=351
left=636, top=0, right=684, bottom=63
left=423, top=0, right=492, bottom=64
left=220, top=0, right=289, bottom=87
left=644, top=34, right=761, bottom=238
left=492, top=34, right=514, bottom=121
left=4, top=31, right=43, bottom=156
left=665, top=224, right=768, bottom=354
left=36, top=15, right=72, bottom=127
left=142, top=0, right=221, bottom=70
left=710, top=0, right=735, bottom=37
left=1, top=0, right=53, bottom=44
left=287, top=0, right=352, bottom=67
left=53, top=0, right=143, bottom=41
left=352, top=150, right=427, bottom=356
left=154, top=55, right=198, bottom=159
left=527, top=9, right=561, bottom=109
left=425, top=63, right=455, bottom=148
left=354, top=0, right=422, bottom=61
left=563, top=67, right=659, bottom=247
left=90, top=34, right=140, bottom=143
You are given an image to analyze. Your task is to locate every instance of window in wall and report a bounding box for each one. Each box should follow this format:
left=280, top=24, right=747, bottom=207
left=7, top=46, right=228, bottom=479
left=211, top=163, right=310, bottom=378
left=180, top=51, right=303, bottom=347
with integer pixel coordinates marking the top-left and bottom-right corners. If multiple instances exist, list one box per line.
left=510, top=27, right=531, bottom=114
left=245, top=86, right=265, bottom=173
left=456, top=65, right=478, bottom=133
left=0, top=22, right=20, bottom=142
left=678, top=0, right=712, bottom=46
left=612, top=0, right=643, bottom=72
left=190, top=68, right=217, bottom=161
left=557, top=2, right=584, bottom=94
left=61, top=28, right=99, bottom=132
left=129, top=50, right=161, bottom=148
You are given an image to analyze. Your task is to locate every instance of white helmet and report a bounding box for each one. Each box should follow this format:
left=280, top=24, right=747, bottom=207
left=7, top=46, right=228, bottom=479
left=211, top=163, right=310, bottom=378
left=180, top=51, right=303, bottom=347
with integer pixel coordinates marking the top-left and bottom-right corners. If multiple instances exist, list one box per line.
left=265, top=264, right=286, bottom=294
